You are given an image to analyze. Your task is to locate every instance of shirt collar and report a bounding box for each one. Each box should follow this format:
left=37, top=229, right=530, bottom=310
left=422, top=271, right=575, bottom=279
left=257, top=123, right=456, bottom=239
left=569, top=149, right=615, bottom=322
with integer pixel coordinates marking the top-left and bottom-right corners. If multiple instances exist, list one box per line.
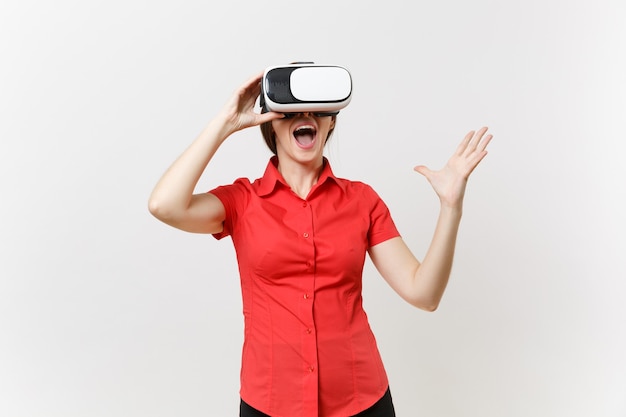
left=256, top=156, right=347, bottom=197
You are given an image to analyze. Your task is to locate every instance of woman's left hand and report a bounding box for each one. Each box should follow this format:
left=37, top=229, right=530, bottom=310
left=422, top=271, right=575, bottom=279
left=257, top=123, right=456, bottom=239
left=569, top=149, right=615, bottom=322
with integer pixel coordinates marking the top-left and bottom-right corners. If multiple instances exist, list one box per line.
left=414, top=126, right=493, bottom=208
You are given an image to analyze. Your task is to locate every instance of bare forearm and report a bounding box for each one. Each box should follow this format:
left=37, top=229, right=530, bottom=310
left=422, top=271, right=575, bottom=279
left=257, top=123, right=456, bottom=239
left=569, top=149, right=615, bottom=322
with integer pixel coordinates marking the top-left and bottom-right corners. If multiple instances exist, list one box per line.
left=412, top=205, right=462, bottom=310
left=148, top=116, right=231, bottom=217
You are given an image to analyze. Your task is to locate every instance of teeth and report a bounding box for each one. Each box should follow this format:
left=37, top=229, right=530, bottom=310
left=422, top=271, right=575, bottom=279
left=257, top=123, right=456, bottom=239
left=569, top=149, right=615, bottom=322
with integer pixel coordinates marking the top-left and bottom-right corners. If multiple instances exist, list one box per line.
left=293, top=125, right=316, bottom=135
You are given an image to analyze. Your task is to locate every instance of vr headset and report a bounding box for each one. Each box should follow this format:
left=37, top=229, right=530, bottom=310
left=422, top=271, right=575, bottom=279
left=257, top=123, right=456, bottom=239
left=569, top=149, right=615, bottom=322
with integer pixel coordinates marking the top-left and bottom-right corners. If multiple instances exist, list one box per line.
left=260, top=63, right=352, bottom=116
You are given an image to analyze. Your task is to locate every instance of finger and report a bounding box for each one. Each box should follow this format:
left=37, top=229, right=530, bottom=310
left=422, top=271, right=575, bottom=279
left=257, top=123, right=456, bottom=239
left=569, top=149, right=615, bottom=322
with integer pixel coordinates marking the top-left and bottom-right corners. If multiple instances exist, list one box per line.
left=467, top=126, right=489, bottom=153
left=235, top=73, right=261, bottom=96
left=256, top=111, right=284, bottom=125
left=244, top=71, right=264, bottom=88
left=413, top=165, right=431, bottom=177
left=456, top=130, right=475, bottom=155
left=465, top=150, right=489, bottom=176
left=236, top=72, right=264, bottom=101
left=240, top=87, right=266, bottom=114
left=476, top=133, right=493, bottom=153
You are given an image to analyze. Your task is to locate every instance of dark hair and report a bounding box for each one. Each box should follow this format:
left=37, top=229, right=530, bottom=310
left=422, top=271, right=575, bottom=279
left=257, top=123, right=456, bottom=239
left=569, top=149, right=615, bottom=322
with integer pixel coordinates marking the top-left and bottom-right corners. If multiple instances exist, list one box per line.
left=260, top=117, right=337, bottom=154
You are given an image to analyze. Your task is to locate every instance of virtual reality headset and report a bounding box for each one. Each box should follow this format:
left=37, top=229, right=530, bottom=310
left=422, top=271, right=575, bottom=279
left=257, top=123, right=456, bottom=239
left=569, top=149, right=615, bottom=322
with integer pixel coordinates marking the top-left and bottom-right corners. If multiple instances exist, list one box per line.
left=260, top=63, right=352, bottom=116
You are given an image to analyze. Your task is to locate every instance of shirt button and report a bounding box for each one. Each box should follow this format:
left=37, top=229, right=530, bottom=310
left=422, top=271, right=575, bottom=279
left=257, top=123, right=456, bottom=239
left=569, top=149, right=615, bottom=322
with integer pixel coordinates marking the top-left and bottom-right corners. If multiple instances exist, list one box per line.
left=303, top=293, right=310, bottom=299
left=308, top=366, right=315, bottom=373
left=306, top=328, right=312, bottom=334
left=303, top=232, right=309, bottom=238
left=302, top=202, right=308, bottom=207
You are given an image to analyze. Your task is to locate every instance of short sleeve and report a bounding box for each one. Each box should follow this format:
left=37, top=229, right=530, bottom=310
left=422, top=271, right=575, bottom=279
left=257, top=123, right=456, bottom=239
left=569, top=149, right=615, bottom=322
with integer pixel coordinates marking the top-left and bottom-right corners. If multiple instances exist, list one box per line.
left=366, top=186, right=401, bottom=247
left=208, top=179, right=251, bottom=240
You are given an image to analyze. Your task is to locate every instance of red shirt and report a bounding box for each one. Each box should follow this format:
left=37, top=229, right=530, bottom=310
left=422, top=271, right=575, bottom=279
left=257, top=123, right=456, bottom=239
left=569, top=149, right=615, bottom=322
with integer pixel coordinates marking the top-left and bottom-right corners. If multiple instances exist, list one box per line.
left=210, top=157, right=400, bottom=417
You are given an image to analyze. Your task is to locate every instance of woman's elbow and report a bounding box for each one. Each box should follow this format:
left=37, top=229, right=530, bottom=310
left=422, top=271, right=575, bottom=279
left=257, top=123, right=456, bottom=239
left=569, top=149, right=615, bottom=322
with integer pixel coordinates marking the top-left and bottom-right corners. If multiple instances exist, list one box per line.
left=407, top=295, right=441, bottom=312
left=420, top=302, right=440, bottom=312
left=148, top=196, right=174, bottom=222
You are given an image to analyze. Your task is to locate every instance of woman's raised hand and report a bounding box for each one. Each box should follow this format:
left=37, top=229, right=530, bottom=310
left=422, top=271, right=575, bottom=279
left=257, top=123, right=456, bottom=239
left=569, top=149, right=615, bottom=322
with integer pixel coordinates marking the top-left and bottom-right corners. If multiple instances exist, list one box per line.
left=218, top=72, right=284, bottom=136
left=414, top=127, right=493, bottom=209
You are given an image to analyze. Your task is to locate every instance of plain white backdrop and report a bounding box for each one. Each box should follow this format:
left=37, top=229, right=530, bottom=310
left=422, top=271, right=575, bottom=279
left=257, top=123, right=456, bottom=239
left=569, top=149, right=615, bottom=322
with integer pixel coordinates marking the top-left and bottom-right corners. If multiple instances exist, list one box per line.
left=1, top=0, right=625, bottom=416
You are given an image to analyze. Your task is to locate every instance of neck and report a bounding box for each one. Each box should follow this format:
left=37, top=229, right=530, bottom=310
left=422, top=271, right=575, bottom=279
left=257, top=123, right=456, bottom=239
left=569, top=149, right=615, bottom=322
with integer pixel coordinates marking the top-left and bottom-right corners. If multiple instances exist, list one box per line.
left=276, top=156, right=324, bottom=200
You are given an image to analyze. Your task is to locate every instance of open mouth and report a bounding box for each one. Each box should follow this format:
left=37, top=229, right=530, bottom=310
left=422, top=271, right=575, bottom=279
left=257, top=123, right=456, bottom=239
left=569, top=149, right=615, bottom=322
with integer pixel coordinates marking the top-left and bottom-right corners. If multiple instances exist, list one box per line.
left=293, top=125, right=317, bottom=148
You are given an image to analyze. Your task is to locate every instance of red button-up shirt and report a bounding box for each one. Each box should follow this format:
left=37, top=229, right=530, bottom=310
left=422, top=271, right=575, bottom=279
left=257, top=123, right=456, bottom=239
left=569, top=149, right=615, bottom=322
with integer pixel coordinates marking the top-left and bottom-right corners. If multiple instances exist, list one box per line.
left=210, top=157, right=400, bottom=417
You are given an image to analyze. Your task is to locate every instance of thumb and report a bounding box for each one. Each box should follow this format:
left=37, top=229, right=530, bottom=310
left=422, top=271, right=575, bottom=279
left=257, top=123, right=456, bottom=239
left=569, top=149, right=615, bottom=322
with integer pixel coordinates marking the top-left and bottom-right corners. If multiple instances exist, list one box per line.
left=257, top=111, right=284, bottom=125
left=413, top=165, right=431, bottom=177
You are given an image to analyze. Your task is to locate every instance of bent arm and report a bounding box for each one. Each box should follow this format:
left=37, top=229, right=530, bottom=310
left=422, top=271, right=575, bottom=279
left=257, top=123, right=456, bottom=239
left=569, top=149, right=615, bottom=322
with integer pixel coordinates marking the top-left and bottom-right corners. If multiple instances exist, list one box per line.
left=148, top=119, right=230, bottom=234
left=148, top=73, right=282, bottom=234
left=368, top=127, right=493, bottom=311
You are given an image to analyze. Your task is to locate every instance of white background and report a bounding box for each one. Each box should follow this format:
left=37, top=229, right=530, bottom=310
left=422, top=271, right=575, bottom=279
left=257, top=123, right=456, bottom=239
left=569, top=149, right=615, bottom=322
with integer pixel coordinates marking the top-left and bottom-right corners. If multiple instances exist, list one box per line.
left=1, top=0, right=625, bottom=416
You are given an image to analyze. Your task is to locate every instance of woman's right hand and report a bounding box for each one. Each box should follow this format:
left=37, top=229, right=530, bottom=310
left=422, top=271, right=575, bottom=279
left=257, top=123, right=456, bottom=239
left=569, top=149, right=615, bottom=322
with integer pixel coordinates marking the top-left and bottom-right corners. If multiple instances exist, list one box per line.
left=217, top=72, right=284, bottom=137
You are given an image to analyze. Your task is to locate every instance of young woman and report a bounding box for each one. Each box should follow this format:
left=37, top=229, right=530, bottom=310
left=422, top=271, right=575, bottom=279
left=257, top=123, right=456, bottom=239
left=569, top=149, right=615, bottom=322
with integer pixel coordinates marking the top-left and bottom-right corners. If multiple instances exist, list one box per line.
left=148, top=70, right=493, bottom=417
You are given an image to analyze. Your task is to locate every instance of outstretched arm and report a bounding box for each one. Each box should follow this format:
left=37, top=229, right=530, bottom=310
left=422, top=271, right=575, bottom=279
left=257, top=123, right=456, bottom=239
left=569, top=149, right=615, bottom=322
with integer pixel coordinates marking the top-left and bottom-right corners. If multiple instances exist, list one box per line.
left=368, top=127, right=493, bottom=311
left=148, top=72, right=283, bottom=233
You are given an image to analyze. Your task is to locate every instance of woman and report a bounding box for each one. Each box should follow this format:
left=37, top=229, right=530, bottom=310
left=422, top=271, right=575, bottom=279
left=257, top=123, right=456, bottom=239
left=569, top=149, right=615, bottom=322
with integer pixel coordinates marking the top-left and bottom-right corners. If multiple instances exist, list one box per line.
left=148, top=70, right=493, bottom=417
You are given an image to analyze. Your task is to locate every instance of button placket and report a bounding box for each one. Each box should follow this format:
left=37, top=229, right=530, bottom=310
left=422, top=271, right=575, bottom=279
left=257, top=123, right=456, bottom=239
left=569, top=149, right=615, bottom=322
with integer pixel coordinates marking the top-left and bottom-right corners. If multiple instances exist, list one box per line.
left=298, top=198, right=317, bottom=392
left=303, top=201, right=315, bottom=273
left=302, top=200, right=311, bottom=239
